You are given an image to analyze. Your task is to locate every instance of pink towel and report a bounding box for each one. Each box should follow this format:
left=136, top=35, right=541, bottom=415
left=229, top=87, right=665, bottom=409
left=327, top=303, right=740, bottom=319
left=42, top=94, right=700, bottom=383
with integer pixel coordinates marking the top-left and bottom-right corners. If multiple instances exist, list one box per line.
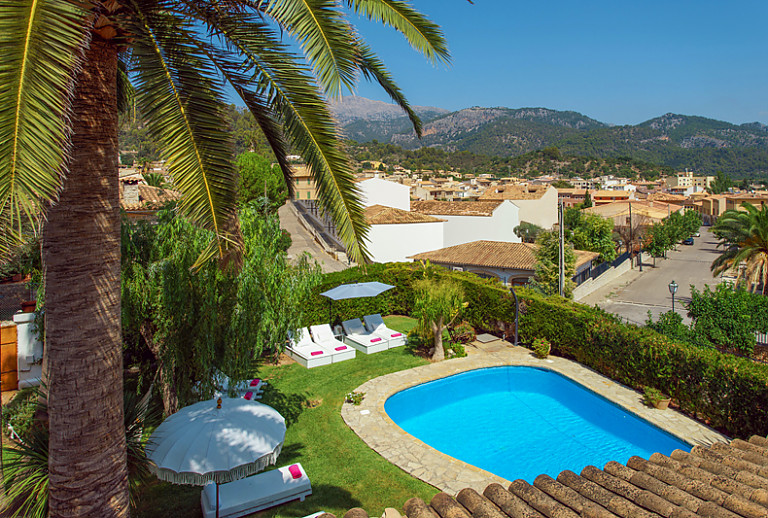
left=288, top=464, right=302, bottom=479
left=249, top=379, right=261, bottom=387
left=243, top=391, right=253, bottom=400
left=311, top=351, right=323, bottom=356
left=335, top=346, right=347, bottom=351
left=391, top=333, right=402, bottom=337
left=371, top=338, right=382, bottom=343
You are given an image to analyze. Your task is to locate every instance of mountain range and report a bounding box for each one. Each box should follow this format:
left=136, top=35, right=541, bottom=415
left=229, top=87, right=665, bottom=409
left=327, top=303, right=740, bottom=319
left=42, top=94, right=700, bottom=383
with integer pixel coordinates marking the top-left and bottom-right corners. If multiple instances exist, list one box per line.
left=330, top=97, right=768, bottom=175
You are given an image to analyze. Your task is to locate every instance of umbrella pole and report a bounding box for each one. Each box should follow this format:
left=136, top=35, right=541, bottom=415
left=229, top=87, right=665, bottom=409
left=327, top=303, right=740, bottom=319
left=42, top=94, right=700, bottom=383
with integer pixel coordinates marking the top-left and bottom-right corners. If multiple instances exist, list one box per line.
left=216, top=482, right=220, bottom=518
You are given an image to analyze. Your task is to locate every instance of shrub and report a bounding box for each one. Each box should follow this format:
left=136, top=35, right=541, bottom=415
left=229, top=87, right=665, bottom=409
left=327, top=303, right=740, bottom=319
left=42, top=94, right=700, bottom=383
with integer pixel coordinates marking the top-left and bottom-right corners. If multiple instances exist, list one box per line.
left=345, top=391, right=365, bottom=405
left=444, top=341, right=467, bottom=358
left=532, top=337, right=551, bottom=359
left=2, top=388, right=38, bottom=441
left=642, top=386, right=669, bottom=407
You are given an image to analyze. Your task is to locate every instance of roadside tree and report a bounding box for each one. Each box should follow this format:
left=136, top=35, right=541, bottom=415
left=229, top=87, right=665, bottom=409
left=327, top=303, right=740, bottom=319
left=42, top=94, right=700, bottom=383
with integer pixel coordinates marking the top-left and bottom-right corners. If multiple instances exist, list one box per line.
left=711, top=202, right=768, bottom=294
left=530, top=230, right=576, bottom=298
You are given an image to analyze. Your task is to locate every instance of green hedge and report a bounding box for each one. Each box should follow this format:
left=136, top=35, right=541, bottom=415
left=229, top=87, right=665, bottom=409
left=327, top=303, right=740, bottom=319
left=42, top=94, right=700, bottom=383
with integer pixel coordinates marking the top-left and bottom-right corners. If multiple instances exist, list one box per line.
left=312, top=263, right=768, bottom=438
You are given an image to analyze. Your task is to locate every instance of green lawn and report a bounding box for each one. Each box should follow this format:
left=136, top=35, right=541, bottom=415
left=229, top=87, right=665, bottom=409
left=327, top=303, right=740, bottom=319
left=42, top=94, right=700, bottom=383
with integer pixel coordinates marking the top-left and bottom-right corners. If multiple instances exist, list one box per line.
left=136, top=316, right=437, bottom=517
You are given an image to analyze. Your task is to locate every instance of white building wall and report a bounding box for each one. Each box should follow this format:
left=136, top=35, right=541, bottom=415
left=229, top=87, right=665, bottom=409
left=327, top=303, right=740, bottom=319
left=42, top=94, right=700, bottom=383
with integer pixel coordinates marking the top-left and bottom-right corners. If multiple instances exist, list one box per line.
left=366, top=222, right=445, bottom=263
left=356, top=177, right=410, bottom=211
left=440, top=200, right=521, bottom=247
left=511, top=186, right=558, bottom=229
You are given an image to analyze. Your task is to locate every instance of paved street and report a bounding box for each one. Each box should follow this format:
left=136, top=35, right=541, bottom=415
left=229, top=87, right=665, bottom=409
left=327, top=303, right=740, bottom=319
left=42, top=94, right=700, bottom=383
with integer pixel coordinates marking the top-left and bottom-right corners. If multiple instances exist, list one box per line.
left=578, top=227, right=724, bottom=325
left=278, top=202, right=348, bottom=273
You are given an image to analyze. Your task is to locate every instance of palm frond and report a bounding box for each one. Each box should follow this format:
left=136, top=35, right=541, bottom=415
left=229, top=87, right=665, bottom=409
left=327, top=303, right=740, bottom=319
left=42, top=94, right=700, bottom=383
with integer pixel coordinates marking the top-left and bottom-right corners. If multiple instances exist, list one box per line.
left=346, top=0, right=450, bottom=64
left=353, top=40, right=422, bottom=136
left=265, top=0, right=358, bottom=96
left=0, top=0, right=87, bottom=253
left=193, top=10, right=371, bottom=261
left=127, top=2, right=239, bottom=261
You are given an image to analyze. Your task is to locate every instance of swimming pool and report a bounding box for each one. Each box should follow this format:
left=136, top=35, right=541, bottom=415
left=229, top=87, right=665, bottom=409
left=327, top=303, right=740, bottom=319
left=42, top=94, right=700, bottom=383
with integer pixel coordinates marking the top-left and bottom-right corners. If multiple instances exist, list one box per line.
left=384, top=366, right=690, bottom=483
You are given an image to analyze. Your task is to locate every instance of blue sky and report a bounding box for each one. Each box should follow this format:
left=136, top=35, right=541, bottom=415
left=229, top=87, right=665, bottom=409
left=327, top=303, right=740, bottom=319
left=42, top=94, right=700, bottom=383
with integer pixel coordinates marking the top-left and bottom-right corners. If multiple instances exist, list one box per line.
left=346, top=0, right=768, bottom=126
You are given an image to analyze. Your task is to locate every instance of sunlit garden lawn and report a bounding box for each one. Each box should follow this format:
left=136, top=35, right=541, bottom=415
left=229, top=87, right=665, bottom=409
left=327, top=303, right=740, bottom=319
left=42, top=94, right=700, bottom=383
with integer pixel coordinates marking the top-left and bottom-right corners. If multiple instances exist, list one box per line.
left=135, top=316, right=438, bottom=517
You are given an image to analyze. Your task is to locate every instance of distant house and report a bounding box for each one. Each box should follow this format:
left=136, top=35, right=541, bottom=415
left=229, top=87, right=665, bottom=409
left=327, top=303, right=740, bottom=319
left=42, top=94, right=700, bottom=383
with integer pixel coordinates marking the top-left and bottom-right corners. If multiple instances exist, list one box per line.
left=410, top=200, right=520, bottom=247
left=363, top=205, right=445, bottom=263
left=478, top=184, right=558, bottom=229
left=582, top=200, right=681, bottom=227
left=120, top=178, right=181, bottom=219
left=557, top=188, right=591, bottom=208
left=591, top=190, right=634, bottom=206
left=355, top=176, right=410, bottom=211
left=409, top=240, right=599, bottom=287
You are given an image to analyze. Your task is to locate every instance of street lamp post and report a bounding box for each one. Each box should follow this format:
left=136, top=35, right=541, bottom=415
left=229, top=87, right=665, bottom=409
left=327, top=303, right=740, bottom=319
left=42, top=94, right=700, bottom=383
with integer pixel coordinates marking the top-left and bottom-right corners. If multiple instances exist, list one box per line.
left=668, top=280, right=679, bottom=313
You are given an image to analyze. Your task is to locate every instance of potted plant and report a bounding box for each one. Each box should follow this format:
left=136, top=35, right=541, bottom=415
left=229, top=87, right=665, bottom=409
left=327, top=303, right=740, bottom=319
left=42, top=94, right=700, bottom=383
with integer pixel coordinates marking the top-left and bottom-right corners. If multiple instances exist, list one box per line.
left=20, top=300, right=37, bottom=313
left=643, top=386, right=671, bottom=409
left=532, top=337, right=551, bottom=359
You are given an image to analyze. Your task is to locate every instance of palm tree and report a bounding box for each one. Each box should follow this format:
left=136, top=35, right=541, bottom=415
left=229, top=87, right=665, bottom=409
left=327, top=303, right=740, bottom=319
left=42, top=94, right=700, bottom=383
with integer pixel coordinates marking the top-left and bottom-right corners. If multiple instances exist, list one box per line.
left=711, top=202, right=768, bottom=294
left=0, top=1, right=448, bottom=516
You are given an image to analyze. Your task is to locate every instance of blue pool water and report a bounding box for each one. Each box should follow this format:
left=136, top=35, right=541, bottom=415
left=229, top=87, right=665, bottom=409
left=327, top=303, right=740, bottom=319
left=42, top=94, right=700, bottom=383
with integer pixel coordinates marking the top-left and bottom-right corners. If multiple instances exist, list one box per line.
left=385, top=366, right=690, bottom=482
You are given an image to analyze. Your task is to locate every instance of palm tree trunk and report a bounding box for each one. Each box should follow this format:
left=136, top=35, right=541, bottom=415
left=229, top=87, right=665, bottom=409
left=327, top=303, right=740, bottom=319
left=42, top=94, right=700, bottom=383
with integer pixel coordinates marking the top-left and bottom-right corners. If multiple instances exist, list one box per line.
left=431, top=318, right=445, bottom=362
left=42, top=37, right=129, bottom=517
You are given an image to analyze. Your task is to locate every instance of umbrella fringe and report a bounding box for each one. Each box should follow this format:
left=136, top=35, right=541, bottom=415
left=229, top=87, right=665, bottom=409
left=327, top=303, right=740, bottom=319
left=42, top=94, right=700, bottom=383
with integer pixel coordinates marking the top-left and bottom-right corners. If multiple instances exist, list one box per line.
left=149, top=443, right=283, bottom=485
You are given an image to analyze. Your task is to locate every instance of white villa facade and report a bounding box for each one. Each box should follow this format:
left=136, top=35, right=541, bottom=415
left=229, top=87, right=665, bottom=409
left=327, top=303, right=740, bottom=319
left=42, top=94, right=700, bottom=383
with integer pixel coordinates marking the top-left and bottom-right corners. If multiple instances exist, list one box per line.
left=410, top=200, right=521, bottom=248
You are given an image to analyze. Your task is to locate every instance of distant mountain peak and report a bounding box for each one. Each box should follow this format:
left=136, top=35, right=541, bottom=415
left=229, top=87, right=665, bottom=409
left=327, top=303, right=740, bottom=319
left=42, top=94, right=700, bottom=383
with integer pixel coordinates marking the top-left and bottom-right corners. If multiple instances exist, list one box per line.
left=328, top=95, right=448, bottom=125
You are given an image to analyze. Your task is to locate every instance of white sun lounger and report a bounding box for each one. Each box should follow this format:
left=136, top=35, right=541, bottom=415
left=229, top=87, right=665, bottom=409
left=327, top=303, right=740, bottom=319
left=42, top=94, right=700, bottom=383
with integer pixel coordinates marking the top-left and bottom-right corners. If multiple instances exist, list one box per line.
left=201, top=463, right=312, bottom=518
left=341, top=319, right=389, bottom=354
left=363, top=314, right=406, bottom=348
left=309, top=324, right=356, bottom=363
left=212, top=370, right=266, bottom=400
left=286, top=328, right=333, bottom=368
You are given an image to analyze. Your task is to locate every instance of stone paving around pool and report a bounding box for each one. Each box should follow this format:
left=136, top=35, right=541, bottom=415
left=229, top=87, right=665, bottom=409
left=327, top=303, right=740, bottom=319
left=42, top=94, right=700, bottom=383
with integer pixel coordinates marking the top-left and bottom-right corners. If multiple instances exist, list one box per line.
left=341, top=341, right=729, bottom=496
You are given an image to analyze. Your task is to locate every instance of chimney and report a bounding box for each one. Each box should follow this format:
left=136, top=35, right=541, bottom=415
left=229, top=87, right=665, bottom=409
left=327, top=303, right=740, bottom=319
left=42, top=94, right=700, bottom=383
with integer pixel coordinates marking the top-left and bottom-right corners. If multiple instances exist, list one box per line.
left=122, top=179, right=140, bottom=206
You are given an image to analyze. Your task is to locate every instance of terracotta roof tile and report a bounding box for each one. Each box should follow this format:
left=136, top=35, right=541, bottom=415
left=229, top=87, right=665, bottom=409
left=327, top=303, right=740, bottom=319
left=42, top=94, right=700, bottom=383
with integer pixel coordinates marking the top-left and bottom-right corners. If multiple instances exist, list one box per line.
left=120, top=184, right=181, bottom=211
left=332, top=433, right=768, bottom=518
left=408, top=240, right=598, bottom=270
left=479, top=184, right=550, bottom=201
left=411, top=200, right=503, bottom=217
left=364, top=205, right=445, bottom=225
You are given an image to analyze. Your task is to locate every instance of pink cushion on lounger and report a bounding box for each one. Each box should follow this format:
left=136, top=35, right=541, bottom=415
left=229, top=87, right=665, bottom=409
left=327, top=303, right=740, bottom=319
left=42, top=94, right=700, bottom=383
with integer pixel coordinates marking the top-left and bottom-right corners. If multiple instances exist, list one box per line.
left=391, top=333, right=402, bottom=337
left=335, top=346, right=347, bottom=351
left=249, top=379, right=261, bottom=387
left=371, top=338, right=382, bottom=343
left=311, top=350, right=323, bottom=356
left=243, top=391, right=253, bottom=400
left=288, top=464, right=302, bottom=479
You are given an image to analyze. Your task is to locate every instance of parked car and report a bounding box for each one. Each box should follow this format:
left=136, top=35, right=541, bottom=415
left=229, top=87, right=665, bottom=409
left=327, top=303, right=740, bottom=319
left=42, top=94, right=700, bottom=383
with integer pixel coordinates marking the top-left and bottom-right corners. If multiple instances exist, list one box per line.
left=683, top=237, right=695, bottom=245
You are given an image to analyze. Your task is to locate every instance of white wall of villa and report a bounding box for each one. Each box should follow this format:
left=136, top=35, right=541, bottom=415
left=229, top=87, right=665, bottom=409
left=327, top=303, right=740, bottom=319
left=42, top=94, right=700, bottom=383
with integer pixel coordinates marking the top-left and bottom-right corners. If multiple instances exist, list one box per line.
left=513, top=187, right=558, bottom=229
left=366, top=222, right=445, bottom=263
left=356, top=177, right=410, bottom=211
left=440, top=201, right=521, bottom=247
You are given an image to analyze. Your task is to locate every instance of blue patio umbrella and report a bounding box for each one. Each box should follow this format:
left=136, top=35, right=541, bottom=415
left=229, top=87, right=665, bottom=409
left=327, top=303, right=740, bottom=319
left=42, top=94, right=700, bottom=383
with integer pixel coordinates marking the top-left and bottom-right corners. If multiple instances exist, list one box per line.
left=320, top=281, right=394, bottom=301
left=320, top=282, right=395, bottom=323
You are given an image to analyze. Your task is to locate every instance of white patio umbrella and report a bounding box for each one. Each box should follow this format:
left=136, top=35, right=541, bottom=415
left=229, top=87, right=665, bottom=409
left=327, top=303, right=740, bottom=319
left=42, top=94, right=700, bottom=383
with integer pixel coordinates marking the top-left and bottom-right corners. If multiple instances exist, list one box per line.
left=146, top=397, right=286, bottom=518
left=320, top=281, right=394, bottom=301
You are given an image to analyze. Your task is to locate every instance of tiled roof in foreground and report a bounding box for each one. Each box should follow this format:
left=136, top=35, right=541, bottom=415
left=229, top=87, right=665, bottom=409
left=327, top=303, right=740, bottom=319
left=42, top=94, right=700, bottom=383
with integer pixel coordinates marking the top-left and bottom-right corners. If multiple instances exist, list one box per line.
left=409, top=241, right=599, bottom=270
left=329, top=434, right=768, bottom=518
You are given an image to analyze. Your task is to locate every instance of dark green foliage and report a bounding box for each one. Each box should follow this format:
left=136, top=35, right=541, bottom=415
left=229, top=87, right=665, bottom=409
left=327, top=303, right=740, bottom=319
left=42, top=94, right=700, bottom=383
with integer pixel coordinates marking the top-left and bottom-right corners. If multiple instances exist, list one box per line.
left=514, top=221, right=544, bottom=243
left=1, top=388, right=38, bottom=441
left=708, top=170, right=734, bottom=194
left=645, top=310, right=692, bottom=344
left=565, top=209, right=616, bottom=263
left=121, top=207, right=320, bottom=408
left=687, top=284, right=768, bottom=355
left=530, top=231, right=576, bottom=298
left=305, top=263, right=768, bottom=438
left=236, top=152, right=288, bottom=211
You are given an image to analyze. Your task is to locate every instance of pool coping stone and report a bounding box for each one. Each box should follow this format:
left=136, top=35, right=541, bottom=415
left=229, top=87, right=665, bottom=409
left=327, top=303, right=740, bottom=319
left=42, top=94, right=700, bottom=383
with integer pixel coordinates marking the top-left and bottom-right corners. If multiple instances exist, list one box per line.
left=341, top=344, right=729, bottom=496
